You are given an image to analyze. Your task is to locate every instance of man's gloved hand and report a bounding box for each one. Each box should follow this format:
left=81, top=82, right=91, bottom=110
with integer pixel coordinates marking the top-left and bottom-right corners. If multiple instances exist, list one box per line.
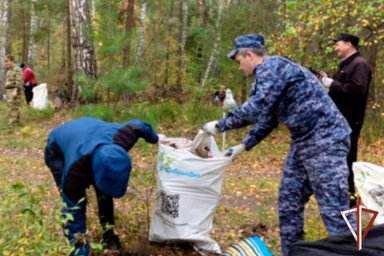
left=158, top=134, right=166, bottom=143
left=321, top=77, right=333, bottom=91
left=225, top=144, right=246, bottom=159
left=203, top=121, right=219, bottom=136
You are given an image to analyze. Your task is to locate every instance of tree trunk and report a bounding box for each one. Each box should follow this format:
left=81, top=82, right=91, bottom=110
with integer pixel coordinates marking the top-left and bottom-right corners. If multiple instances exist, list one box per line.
left=69, top=0, right=98, bottom=104
left=20, top=0, right=29, bottom=63
left=5, top=0, right=11, bottom=55
left=174, top=0, right=187, bottom=102
left=0, top=0, right=9, bottom=96
left=65, top=5, right=73, bottom=103
left=122, top=0, right=135, bottom=68
left=28, top=0, right=37, bottom=68
left=47, top=9, right=51, bottom=71
left=197, top=0, right=205, bottom=82
left=360, top=43, right=378, bottom=103
left=198, top=0, right=205, bottom=25
left=200, top=1, right=223, bottom=88
left=164, top=0, right=174, bottom=88
left=135, top=1, right=146, bottom=63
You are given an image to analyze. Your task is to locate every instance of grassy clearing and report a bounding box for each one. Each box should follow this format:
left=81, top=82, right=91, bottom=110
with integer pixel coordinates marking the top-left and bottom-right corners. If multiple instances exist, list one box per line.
left=0, top=101, right=383, bottom=255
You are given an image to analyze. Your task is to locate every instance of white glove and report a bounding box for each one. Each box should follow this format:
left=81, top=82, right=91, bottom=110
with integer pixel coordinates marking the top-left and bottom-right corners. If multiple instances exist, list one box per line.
left=225, top=144, right=246, bottom=159
left=157, top=134, right=166, bottom=143
left=203, top=121, right=219, bottom=136
left=321, top=77, right=333, bottom=88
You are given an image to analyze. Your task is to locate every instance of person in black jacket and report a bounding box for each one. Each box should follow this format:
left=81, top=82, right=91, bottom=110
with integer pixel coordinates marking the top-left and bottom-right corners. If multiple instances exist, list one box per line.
left=44, top=117, right=159, bottom=256
left=319, top=32, right=372, bottom=206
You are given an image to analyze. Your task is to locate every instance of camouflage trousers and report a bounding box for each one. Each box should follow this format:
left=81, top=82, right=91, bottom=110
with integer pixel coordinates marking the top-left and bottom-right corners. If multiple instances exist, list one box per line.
left=279, top=139, right=354, bottom=256
left=5, top=88, right=20, bottom=126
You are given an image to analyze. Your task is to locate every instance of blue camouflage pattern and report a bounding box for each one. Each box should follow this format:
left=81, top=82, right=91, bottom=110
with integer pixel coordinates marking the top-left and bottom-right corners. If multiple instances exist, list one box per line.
left=217, top=56, right=351, bottom=160
left=216, top=56, right=353, bottom=256
left=279, top=140, right=354, bottom=256
left=228, top=34, right=265, bottom=59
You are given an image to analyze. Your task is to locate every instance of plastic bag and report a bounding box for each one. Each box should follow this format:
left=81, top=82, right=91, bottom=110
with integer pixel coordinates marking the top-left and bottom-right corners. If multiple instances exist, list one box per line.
left=149, top=131, right=231, bottom=254
left=32, top=83, right=49, bottom=110
left=223, top=89, right=237, bottom=110
left=353, top=162, right=384, bottom=224
left=223, top=235, right=273, bottom=256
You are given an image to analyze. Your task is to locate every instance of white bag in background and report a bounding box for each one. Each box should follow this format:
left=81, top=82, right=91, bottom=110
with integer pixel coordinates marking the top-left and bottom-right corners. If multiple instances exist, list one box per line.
left=32, top=83, right=49, bottom=110
left=149, top=132, right=231, bottom=254
left=353, top=162, right=384, bottom=224
left=223, top=89, right=237, bottom=110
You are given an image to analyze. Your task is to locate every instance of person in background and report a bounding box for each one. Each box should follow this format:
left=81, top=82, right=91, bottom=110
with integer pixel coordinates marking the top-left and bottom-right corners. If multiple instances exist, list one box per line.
left=214, top=85, right=226, bottom=106
left=4, top=55, right=23, bottom=127
left=319, top=32, right=372, bottom=207
left=45, top=117, right=159, bottom=256
left=19, top=63, right=37, bottom=105
left=203, top=34, right=354, bottom=256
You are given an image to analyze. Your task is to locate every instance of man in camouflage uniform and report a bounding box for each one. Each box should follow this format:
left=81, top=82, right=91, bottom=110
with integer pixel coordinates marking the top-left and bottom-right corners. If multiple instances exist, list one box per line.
left=203, top=34, right=354, bottom=256
left=4, top=55, right=23, bottom=127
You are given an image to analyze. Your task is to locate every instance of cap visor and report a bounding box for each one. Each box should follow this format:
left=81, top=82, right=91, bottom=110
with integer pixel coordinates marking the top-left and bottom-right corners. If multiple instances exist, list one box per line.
left=227, top=49, right=238, bottom=59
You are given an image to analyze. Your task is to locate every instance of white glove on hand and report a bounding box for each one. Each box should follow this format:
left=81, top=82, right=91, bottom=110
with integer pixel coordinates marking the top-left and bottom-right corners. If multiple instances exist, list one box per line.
left=225, top=144, right=246, bottom=159
left=203, top=121, right=219, bottom=136
left=321, top=77, right=333, bottom=88
left=157, top=134, right=166, bottom=143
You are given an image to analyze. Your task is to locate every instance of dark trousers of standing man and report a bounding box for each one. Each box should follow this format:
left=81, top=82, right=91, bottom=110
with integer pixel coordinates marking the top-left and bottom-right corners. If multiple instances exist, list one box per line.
left=24, top=84, right=35, bottom=104
left=347, top=123, right=363, bottom=207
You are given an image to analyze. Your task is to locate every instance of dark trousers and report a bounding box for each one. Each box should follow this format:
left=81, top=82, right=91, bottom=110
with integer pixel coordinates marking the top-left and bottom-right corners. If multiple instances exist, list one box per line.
left=347, top=123, right=363, bottom=200
left=44, top=146, right=115, bottom=231
left=24, top=85, right=34, bottom=104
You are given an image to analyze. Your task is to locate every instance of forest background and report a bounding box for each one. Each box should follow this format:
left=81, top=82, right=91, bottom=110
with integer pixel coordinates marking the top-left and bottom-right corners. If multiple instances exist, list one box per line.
left=0, top=0, right=383, bottom=255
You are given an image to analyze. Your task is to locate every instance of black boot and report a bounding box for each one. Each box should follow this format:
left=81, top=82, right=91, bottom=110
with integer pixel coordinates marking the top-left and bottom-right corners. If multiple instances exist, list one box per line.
left=103, top=230, right=121, bottom=250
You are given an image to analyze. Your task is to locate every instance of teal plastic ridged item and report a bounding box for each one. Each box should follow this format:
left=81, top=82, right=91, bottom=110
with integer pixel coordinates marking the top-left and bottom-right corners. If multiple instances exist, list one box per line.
left=222, top=236, right=273, bottom=256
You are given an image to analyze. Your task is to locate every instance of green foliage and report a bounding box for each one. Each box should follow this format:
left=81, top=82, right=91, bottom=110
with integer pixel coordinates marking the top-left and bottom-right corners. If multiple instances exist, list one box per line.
left=0, top=179, right=71, bottom=255
left=73, top=104, right=115, bottom=122
left=99, top=66, right=148, bottom=96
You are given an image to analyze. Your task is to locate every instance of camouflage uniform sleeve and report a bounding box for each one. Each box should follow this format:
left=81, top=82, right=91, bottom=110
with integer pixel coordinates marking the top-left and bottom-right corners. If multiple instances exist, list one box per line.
left=217, top=57, right=305, bottom=150
left=5, top=67, right=23, bottom=90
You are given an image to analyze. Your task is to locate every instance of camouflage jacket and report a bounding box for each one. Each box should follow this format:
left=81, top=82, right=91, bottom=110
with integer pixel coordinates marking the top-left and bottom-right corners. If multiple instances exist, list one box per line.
left=5, top=65, right=23, bottom=90
left=217, top=56, right=351, bottom=160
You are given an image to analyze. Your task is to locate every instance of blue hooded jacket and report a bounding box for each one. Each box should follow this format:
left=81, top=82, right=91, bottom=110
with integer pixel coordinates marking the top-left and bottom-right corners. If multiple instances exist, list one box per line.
left=45, top=117, right=158, bottom=255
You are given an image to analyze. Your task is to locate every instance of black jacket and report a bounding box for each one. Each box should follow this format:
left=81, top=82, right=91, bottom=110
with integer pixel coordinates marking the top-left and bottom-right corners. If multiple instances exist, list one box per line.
left=329, top=52, right=372, bottom=126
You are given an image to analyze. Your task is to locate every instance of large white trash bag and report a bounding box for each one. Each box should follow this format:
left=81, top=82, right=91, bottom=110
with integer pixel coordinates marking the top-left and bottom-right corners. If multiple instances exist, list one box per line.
left=149, top=132, right=231, bottom=254
left=32, top=83, right=49, bottom=110
left=353, top=162, right=384, bottom=224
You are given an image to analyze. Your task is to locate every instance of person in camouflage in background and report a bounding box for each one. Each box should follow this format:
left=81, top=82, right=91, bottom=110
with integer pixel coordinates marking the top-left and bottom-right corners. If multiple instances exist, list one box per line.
left=4, top=55, right=23, bottom=127
left=203, top=34, right=355, bottom=256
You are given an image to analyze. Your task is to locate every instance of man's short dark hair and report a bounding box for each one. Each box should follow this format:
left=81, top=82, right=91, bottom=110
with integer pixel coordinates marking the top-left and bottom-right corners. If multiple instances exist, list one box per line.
left=5, top=55, right=15, bottom=62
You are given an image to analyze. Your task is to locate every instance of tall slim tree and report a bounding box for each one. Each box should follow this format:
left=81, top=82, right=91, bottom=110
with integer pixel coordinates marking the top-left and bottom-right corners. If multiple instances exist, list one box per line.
left=174, top=0, right=187, bottom=101
left=122, top=0, right=135, bottom=68
left=69, top=0, right=98, bottom=103
left=201, top=0, right=223, bottom=88
left=28, top=0, right=37, bottom=67
left=0, top=0, right=9, bottom=96
left=20, top=0, right=29, bottom=63
left=135, top=0, right=146, bottom=63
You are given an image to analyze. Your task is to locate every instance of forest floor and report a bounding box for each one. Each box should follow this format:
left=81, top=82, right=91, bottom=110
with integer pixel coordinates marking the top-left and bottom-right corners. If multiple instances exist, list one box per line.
left=0, top=105, right=383, bottom=256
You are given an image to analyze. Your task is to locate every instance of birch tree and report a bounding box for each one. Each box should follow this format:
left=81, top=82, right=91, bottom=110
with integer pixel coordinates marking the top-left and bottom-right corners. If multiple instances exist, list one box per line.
left=69, top=0, right=97, bottom=102
left=28, top=0, right=37, bottom=67
left=200, top=0, right=223, bottom=88
left=69, top=0, right=97, bottom=77
left=0, top=0, right=9, bottom=96
left=135, top=0, right=146, bottom=63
